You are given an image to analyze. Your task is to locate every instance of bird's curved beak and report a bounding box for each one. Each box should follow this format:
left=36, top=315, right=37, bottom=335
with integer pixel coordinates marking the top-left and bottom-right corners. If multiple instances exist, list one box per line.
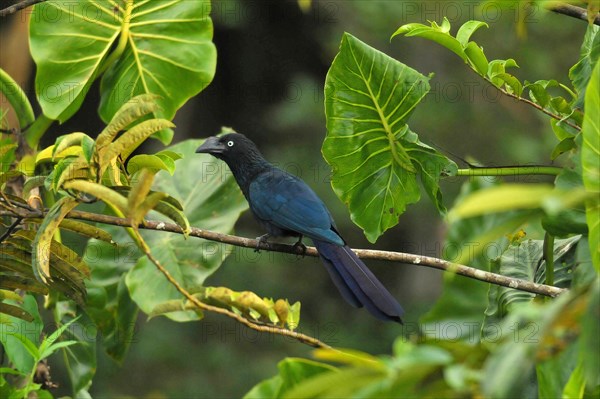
left=195, top=136, right=224, bottom=154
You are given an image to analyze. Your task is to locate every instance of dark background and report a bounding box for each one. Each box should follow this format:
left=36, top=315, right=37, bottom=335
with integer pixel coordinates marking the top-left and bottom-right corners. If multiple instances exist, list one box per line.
left=0, top=0, right=584, bottom=397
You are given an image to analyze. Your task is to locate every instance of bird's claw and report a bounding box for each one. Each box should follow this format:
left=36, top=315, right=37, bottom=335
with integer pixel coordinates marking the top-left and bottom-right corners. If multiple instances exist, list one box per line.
left=292, top=238, right=307, bottom=258
left=255, top=234, right=271, bottom=253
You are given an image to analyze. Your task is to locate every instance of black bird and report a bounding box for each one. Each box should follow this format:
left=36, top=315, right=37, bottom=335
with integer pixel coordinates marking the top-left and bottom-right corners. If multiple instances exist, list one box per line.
left=196, top=133, right=404, bottom=323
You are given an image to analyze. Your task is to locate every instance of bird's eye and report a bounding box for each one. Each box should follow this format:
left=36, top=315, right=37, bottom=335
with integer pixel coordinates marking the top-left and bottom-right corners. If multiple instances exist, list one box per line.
left=227, top=140, right=234, bottom=147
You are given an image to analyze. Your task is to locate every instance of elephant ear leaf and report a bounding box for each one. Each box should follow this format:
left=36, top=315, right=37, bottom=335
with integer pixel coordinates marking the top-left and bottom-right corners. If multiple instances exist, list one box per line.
left=323, top=33, right=455, bottom=243
left=30, top=1, right=216, bottom=144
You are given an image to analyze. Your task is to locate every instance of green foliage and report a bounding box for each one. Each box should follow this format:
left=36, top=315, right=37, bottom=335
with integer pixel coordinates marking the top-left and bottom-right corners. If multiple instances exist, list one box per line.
left=54, top=302, right=97, bottom=397
left=0, top=306, right=80, bottom=398
left=581, top=61, right=600, bottom=270
left=483, top=236, right=581, bottom=330
left=393, top=18, right=583, bottom=132
left=570, top=25, right=600, bottom=109
left=29, top=0, right=216, bottom=144
left=246, top=283, right=598, bottom=399
left=1, top=1, right=599, bottom=397
left=244, top=358, right=337, bottom=399
left=2, top=0, right=220, bottom=392
left=420, top=178, right=529, bottom=336
left=323, top=33, right=456, bottom=242
left=245, top=340, right=488, bottom=398
left=31, top=196, right=80, bottom=284
left=83, top=224, right=139, bottom=364
left=1, top=224, right=88, bottom=308
left=247, top=11, right=599, bottom=398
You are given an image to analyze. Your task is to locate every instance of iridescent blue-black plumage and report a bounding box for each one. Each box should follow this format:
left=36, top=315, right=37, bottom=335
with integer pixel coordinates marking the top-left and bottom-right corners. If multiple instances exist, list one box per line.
left=196, top=133, right=404, bottom=322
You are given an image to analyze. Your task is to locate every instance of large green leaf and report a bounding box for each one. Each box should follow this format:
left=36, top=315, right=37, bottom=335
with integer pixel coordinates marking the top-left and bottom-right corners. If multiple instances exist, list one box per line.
left=30, top=0, right=216, bottom=143
left=483, top=236, right=581, bottom=331
left=581, top=61, right=600, bottom=271
left=30, top=0, right=120, bottom=122
left=125, top=139, right=248, bottom=321
left=244, top=358, right=337, bottom=399
left=536, top=344, right=579, bottom=399
left=569, top=25, right=600, bottom=109
left=323, top=33, right=454, bottom=242
left=99, top=1, right=216, bottom=143
left=83, top=225, right=139, bottom=363
left=542, top=169, right=588, bottom=237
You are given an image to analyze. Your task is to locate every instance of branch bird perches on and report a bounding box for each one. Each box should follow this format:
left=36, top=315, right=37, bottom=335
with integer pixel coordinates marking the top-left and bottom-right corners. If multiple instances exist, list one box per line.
left=0, top=204, right=567, bottom=298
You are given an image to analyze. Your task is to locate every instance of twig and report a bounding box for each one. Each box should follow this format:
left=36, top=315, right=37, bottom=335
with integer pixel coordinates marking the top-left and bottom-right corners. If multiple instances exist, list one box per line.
left=479, top=75, right=581, bottom=132
left=130, top=228, right=331, bottom=349
left=547, top=3, right=600, bottom=26
left=0, top=206, right=567, bottom=298
left=0, top=217, right=22, bottom=243
left=0, top=0, right=45, bottom=17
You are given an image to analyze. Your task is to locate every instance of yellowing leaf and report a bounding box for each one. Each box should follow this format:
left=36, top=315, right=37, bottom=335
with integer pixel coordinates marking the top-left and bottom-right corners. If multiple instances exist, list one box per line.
left=127, top=168, right=157, bottom=226
left=53, top=132, right=88, bottom=159
left=36, top=145, right=82, bottom=164
left=96, top=94, right=160, bottom=149
left=63, top=180, right=128, bottom=213
left=32, top=197, right=79, bottom=283
left=99, top=119, right=175, bottom=177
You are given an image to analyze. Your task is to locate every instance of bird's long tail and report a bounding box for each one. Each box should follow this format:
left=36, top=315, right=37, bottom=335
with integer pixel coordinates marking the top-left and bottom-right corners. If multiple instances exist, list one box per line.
left=313, top=240, right=404, bottom=323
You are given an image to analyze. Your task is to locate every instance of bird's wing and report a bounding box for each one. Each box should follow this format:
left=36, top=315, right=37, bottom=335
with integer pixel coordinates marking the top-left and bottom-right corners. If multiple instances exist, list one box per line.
left=249, top=169, right=344, bottom=245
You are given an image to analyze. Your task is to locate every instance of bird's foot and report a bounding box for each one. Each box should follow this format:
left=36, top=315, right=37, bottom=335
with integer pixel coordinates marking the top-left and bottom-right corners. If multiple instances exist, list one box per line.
left=292, top=236, right=307, bottom=257
left=255, top=234, right=271, bottom=253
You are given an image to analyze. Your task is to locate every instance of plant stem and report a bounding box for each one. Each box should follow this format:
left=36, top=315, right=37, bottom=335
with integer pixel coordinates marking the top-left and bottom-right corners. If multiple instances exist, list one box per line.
left=456, top=166, right=563, bottom=177
left=543, top=232, right=555, bottom=289
left=24, top=115, right=53, bottom=149
left=465, top=63, right=582, bottom=132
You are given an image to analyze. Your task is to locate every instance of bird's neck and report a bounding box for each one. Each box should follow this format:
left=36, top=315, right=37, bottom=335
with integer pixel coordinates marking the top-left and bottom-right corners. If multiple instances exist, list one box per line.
left=225, top=152, right=272, bottom=195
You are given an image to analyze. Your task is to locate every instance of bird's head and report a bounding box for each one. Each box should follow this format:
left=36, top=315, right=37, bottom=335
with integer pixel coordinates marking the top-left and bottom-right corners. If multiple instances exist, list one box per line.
left=195, top=133, right=259, bottom=162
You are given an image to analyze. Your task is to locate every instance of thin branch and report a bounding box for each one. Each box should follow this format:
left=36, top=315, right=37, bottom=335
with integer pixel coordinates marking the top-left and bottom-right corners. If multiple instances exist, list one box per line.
left=0, top=205, right=567, bottom=298
left=462, top=58, right=581, bottom=132
left=130, top=227, right=331, bottom=349
left=0, top=217, right=22, bottom=243
left=0, top=0, right=45, bottom=17
left=456, top=166, right=563, bottom=177
left=547, top=3, right=600, bottom=26
left=480, top=75, right=582, bottom=132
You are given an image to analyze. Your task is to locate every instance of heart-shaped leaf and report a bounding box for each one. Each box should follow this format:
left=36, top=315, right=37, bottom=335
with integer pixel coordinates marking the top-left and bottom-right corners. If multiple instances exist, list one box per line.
left=324, top=33, right=454, bottom=242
